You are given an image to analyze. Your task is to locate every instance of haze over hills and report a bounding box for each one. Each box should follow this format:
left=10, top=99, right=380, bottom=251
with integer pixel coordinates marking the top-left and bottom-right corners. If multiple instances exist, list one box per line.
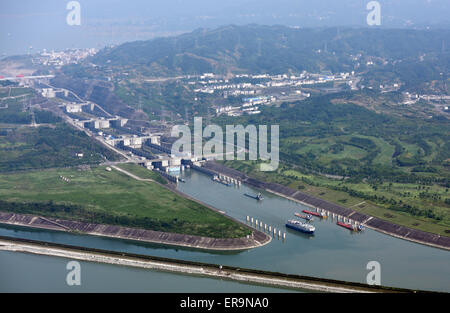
left=49, top=24, right=450, bottom=121
left=81, top=25, right=450, bottom=93
left=1, top=0, right=450, bottom=56
left=91, top=25, right=449, bottom=73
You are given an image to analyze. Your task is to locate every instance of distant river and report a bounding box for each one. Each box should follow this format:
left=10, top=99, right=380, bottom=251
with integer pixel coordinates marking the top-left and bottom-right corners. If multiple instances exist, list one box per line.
left=0, top=170, right=449, bottom=292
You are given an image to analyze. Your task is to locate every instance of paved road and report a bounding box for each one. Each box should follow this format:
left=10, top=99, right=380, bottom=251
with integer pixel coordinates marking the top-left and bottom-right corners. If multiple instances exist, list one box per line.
left=110, top=165, right=155, bottom=183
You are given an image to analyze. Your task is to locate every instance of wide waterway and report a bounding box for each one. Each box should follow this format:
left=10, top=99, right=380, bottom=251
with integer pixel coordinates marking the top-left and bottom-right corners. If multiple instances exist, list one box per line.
left=0, top=170, right=449, bottom=292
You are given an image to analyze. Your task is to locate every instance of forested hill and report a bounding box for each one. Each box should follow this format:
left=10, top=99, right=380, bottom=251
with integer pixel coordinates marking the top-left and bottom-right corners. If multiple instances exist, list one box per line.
left=90, top=25, right=450, bottom=76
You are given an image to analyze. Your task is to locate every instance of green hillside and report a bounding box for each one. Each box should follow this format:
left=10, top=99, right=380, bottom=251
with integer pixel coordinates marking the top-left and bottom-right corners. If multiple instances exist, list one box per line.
left=90, top=25, right=450, bottom=82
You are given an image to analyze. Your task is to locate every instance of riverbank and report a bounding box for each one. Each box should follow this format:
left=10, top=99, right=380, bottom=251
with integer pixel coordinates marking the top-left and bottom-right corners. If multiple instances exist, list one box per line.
left=0, top=236, right=429, bottom=293
left=0, top=212, right=271, bottom=251
left=0, top=165, right=273, bottom=250
left=200, top=161, right=450, bottom=251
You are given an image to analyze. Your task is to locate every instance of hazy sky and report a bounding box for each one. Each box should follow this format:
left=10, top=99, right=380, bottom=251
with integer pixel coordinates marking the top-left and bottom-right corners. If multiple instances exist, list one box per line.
left=1, top=0, right=449, bottom=56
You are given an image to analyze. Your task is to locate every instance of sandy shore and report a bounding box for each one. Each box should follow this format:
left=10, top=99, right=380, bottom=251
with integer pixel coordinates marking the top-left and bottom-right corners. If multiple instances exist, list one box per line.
left=0, top=237, right=384, bottom=293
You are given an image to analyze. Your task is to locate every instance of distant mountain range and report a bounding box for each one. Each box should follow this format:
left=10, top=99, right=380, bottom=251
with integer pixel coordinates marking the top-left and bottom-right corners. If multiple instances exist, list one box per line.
left=2, top=0, right=450, bottom=56
left=89, top=25, right=450, bottom=82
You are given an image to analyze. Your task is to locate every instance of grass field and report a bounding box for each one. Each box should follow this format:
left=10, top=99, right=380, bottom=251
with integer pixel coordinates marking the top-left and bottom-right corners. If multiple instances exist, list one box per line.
left=0, top=165, right=250, bottom=238
left=0, top=125, right=119, bottom=172
left=283, top=134, right=397, bottom=171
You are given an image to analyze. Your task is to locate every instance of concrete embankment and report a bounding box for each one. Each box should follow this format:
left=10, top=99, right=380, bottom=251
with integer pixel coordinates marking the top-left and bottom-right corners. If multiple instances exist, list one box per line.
left=0, top=212, right=271, bottom=251
left=0, top=236, right=429, bottom=293
left=199, top=161, right=450, bottom=251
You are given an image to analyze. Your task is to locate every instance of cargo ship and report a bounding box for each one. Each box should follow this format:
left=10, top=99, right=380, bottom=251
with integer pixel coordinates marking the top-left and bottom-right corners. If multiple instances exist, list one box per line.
left=244, top=192, right=264, bottom=201
left=337, top=221, right=364, bottom=232
left=302, top=209, right=327, bottom=218
left=212, top=175, right=233, bottom=187
left=294, top=212, right=314, bottom=221
left=285, top=219, right=315, bottom=234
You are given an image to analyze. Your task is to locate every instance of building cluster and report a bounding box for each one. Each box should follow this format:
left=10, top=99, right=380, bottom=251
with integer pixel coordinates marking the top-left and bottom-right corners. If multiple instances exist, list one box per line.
left=192, top=71, right=354, bottom=95
left=32, top=48, right=97, bottom=67
left=215, top=96, right=275, bottom=117
left=41, top=88, right=56, bottom=98
left=73, top=116, right=128, bottom=130
left=40, top=87, right=74, bottom=100
left=114, top=69, right=356, bottom=118
left=65, top=102, right=94, bottom=113
left=108, top=134, right=160, bottom=149
left=403, top=92, right=450, bottom=105
left=189, top=71, right=355, bottom=117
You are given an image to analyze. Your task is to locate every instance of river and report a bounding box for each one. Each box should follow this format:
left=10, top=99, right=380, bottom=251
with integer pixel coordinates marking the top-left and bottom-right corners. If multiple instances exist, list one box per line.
left=0, top=169, right=448, bottom=292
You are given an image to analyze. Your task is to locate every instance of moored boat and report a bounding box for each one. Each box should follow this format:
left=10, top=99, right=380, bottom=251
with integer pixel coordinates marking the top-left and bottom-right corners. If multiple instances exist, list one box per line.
left=302, top=209, right=327, bottom=218
left=337, top=221, right=364, bottom=232
left=294, top=212, right=314, bottom=221
left=285, top=219, right=315, bottom=234
left=244, top=192, right=264, bottom=201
